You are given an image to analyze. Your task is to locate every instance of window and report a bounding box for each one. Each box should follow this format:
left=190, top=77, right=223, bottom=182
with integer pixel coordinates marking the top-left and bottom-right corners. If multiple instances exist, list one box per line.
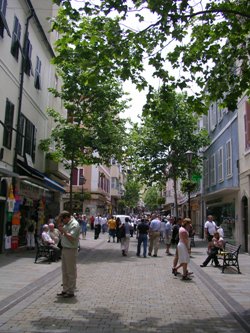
left=24, top=36, right=32, bottom=76
left=3, top=98, right=14, bottom=149
left=34, top=56, right=41, bottom=89
left=218, top=147, right=224, bottom=182
left=210, top=154, right=216, bottom=185
left=204, top=158, right=209, bottom=189
left=244, top=101, right=250, bottom=150
left=111, top=177, right=119, bottom=190
left=16, top=114, right=36, bottom=161
left=0, top=0, right=10, bottom=37
left=226, top=139, right=232, bottom=178
left=11, top=16, right=21, bottom=60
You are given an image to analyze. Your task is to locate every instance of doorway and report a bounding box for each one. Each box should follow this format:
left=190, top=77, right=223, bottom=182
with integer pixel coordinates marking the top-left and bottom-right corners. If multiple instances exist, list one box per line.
left=242, top=196, right=248, bottom=252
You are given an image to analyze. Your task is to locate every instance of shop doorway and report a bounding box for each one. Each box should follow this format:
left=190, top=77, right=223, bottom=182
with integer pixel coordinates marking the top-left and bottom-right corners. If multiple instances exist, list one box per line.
left=242, top=196, right=248, bottom=252
left=0, top=201, right=5, bottom=253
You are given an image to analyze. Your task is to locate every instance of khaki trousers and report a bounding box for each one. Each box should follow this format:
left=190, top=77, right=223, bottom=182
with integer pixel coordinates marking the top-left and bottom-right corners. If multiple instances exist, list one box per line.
left=62, top=247, right=78, bottom=294
left=148, top=231, right=160, bottom=255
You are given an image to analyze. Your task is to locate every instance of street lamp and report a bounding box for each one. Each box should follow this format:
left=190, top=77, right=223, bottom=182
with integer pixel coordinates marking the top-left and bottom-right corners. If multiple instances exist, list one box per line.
left=185, top=150, right=194, bottom=218
left=79, top=175, right=86, bottom=213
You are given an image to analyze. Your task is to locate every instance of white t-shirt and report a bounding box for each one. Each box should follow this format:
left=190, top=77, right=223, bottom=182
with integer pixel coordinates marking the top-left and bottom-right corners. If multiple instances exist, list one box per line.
left=204, top=220, right=217, bottom=235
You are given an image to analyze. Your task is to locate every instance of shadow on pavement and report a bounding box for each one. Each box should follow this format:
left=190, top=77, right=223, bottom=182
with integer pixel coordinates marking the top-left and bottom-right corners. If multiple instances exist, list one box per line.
left=30, top=306, right=249, bottom=333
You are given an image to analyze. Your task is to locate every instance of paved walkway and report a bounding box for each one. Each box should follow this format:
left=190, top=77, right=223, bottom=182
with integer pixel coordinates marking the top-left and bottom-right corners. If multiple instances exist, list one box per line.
left=0, top=231, right=249, bottom=333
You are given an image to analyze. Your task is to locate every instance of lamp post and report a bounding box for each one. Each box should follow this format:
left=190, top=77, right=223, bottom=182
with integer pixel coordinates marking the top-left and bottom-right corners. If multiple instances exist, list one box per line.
left=79, top=175, right=86, bottom=214
left=185, top=150, right=193, bottom=218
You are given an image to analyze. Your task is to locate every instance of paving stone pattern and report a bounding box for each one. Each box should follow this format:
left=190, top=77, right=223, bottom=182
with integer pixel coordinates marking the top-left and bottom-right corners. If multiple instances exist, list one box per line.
left=0, top=232, right=249, bottom=333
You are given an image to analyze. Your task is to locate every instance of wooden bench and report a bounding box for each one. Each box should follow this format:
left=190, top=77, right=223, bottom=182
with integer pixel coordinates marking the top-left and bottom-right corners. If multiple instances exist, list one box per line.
left=218, top=242, right=241, bottom=274
left=34, top=239, right=54, bottom=264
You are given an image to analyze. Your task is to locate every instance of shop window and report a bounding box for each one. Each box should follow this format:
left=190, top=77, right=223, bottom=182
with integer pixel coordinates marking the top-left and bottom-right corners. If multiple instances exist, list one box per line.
left=3, top=98, right=14, bottom=149
left=244, top=101, right=250, bottom=150
left=0, top=0, right=10, bottom=37
left=34, top=56, right=41, bottom=90
left=16, top=114, right=36, bottom=162
left=225, top=139, right=232, bottom=178
left=10, top=16, right=21, bottom=60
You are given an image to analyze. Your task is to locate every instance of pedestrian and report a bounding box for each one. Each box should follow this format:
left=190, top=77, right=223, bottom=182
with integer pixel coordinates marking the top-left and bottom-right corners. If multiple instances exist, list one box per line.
left=204, top=215, right=218, bottom=254
left=160, top=217, right=166, bottom=243
left=107, top=215, right=116, bottom=242
left=120, top=217, right=131, bottom=256
left=94, top=214, right=102, bottom=239
left=200, top=232, right=224, bottom=267
left=172, top=217, right=182, bottom=275
left=165, top=216, right=173, bottom=255
left=173, top=218, right=192, bottom=280
left=148, top=214, right=161, bottom=257
left=26, top=215, right=36, bottom=250
left=80, top=215, right=88, bottom=239
left=116, top=217, right=122, bottom=243
left=90, top=215, right=95, bottom=230
left=101, top=215, right=107, bottom=234
left=57, top=211, right=80, bottom=298
left=136, top=218, right=149, bottom=257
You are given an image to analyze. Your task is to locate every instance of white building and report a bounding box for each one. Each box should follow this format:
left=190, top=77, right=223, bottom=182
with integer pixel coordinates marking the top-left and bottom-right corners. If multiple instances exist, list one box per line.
left=0, top=0, right=68, bottom=252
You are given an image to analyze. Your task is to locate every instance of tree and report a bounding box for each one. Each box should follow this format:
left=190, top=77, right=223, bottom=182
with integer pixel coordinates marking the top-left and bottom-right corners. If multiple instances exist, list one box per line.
left=54, top=0, right=250, bottom=111
left=126, top=86, right=210, bottom=217
left=143, top=186, right=162, bottom=212
left=122, top=174, right=141, bottom=213
left=40, top=5, right=134, bottom=213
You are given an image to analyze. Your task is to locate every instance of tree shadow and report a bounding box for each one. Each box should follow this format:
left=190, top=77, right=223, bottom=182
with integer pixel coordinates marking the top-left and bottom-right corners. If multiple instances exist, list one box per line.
left=31, top=305, right=250, bottom=333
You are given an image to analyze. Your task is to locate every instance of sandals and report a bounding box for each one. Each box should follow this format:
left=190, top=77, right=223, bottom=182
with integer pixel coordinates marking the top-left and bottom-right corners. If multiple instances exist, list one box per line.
left=181, top=275, right=192, bottom=281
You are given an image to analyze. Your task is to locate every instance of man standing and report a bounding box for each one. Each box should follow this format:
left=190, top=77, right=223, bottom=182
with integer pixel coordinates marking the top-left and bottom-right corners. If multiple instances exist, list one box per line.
left=204, top=215, right=218, bottom=254
left=94, top=214, right=102, bottom=239
left=57, top=211, right=80, bottom=298
left=136, top=218, right=149, bottom=257
left=165, top=217, right=173, bottom=256
left=148, top=214, right=161, bottom=257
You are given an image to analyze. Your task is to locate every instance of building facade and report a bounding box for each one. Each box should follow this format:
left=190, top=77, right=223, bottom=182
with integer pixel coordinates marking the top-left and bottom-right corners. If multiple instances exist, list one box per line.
left=0, top=0, right=68, bottom=252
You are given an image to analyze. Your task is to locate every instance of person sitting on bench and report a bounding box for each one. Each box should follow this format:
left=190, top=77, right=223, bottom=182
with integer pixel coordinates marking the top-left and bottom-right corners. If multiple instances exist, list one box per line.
left=41, top=224, right=61, bottom=261
left=200, top=232, right=224, bottom=267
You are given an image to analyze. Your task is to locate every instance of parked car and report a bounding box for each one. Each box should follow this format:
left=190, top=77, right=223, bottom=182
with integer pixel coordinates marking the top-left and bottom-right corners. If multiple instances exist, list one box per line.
left=114, top=215, right=131, bottom=224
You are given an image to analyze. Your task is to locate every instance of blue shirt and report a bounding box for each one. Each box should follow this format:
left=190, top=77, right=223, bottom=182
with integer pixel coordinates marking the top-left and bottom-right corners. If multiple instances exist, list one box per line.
left=149, top=219, right=161, bottom=231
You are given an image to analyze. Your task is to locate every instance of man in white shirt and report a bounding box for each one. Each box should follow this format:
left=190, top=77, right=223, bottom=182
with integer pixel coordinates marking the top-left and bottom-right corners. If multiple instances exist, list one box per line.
left=148, top=214, right=161, bottom=257
left=204, top=215, right=218, bottom=253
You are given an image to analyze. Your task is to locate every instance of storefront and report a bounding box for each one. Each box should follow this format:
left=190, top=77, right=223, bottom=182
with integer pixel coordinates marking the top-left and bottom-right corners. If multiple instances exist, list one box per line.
left=205, top=191, right=239, bottom=243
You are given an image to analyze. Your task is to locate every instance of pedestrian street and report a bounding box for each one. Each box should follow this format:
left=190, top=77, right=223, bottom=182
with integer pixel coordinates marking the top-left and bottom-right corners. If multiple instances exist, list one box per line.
left=0, top=232, right=249, bottom=333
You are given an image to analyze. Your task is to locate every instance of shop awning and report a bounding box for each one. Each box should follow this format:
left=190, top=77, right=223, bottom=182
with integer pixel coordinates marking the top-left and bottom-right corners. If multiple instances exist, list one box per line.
left=17, top=160, right=65, bottom=193
left=44, top=177, right=65, bottom=193
left=17, top=160, right=44, bottom=181
left=0, top=167, right=20, bottom=178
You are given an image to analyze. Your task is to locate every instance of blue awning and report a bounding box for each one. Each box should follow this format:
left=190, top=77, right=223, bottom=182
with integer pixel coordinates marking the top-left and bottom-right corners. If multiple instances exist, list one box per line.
left=17, top=160, right=65, bottom=193
left=44, top=177, right=66, bottom=193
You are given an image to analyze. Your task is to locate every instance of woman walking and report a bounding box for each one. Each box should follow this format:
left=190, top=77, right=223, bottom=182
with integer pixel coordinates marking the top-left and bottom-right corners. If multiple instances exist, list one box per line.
left=173, top=218, right=192, bottom=280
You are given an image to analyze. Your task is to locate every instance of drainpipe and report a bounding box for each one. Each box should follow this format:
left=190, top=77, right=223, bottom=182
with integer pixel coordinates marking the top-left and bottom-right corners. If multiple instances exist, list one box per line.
left=13, top=10, right=34, bottom=172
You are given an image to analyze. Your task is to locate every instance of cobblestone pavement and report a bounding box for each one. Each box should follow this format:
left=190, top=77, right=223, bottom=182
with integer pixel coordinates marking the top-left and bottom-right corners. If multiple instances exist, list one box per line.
left=0, top=231, right=249, bottom=333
